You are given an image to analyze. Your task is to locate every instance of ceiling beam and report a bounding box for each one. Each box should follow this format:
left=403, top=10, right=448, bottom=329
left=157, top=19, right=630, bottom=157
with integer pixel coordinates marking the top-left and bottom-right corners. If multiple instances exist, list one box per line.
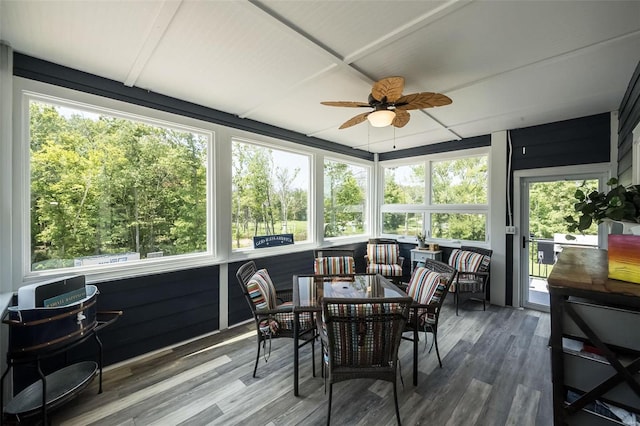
left=124, top=0, right=182, bottom=87
left=243, top=0, right=465, bottom=141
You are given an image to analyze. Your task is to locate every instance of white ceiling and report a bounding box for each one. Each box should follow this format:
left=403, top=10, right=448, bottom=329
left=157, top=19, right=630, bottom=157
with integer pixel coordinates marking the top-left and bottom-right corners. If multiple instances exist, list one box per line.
left=1, top=0, right=639, bottom=153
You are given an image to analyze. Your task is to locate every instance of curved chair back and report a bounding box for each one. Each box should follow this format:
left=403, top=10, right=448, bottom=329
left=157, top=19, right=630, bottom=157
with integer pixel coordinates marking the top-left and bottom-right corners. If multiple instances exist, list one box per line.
left=314, top=249, right=356, bottom=275
left=365, top=240, right=404, bottom=283
left=448, top=246, right=492, bottom=315
left=321, top=296, right=411, bottom=425
left=236, top=260, right=259, bottom=315
left=403, top=259, right=456, bottom=368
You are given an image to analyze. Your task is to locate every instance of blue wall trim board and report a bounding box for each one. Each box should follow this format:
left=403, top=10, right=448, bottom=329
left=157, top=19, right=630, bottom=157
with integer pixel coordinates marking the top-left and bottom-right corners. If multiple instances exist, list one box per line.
left=378, top=134, right=490, bottom=161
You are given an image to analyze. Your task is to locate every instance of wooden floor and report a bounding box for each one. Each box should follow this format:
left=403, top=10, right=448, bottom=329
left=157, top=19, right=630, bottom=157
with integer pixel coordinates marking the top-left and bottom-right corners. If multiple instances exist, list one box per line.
left=48, top=301, right=552, bottom=426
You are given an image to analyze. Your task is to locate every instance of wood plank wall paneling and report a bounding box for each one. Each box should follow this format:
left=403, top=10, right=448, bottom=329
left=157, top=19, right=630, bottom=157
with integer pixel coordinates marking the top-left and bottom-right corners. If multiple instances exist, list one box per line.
left=618, top=59, right=640, bottom=184
left=509, top=113, right=610, bottom=171
left=12, top=265, right=221, bottom=393
left=92, top=265, right=221, bottom=365
left=12, top=53, right=373, bottom=161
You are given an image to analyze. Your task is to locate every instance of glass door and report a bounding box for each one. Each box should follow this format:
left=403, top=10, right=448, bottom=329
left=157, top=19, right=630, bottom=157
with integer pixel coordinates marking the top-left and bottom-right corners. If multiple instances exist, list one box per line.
left=518, top=173, right=606, bottom=311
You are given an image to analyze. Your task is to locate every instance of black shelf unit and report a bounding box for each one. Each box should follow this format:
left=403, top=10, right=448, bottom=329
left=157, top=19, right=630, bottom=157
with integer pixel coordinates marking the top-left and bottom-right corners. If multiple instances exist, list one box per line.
left=1, top=311, right=120, bottom=424
left=548, top=248, right=640, bottom=426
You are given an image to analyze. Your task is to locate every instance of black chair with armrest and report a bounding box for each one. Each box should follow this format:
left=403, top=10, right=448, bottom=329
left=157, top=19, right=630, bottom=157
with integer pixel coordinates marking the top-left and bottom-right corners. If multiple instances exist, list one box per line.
left=447, top=246, right=492, bottom=315
left=318, top=296, right=411, bottom=425
left=398, top=259, right=457, bottom=368
left=236, top=260, right=316, bottom=377
left=365, top=238, right=404, bottom=285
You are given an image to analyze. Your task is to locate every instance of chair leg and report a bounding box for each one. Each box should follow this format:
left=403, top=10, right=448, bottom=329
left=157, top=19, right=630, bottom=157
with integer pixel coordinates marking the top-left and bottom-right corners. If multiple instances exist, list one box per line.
left=253, top=336, right=261, bottom=378
left=327, top=383, right=333, bottom=426
left=455, top=292, right=459, bottom=316
left=312, top=337, right=316, bottom=377
left=433, top=329, right=442, bottom=368
left=393, top=379, right=402, bottom=426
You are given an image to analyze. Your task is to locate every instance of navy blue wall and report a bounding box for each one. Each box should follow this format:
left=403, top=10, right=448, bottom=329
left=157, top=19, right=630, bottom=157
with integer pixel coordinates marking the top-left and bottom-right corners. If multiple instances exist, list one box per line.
left=510, top=113, right=610, bottom=170
left=618, top=59, right=640, bottom=185
left=503, top=113, right=611, bottom=304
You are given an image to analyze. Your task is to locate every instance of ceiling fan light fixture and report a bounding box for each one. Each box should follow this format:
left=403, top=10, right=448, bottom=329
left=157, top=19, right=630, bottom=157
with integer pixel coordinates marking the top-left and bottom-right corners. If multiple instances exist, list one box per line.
left=367, top=109, right=395, bottom=127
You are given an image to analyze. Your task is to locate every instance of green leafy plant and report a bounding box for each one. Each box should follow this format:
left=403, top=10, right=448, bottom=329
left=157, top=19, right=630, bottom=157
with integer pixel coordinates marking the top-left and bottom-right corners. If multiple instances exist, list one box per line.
left=565, top=178, right=640, bottom=234
left=416, top=232, right=426, bottom=245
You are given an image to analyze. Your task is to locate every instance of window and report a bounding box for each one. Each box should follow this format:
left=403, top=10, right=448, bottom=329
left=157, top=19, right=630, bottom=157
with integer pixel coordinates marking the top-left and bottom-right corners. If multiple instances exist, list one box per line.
left=232, top=139, right=310, bottom=249
left=380, top=151, right=489, bottom=243
left=29, top=99, right=211, bottom=272
left=384, top=164, right=424, bottom=204
left=381, top=212, right=423, bottom=235
left=324, top=159, right=368, bottom=238
left=432, top=157, right=487, bottom=204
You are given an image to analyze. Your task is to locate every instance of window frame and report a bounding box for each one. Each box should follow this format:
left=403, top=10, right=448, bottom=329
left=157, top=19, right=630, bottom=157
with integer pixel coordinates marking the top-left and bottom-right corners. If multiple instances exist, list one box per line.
left=14, top=78, right=217, bottom=283
left=379, top=147, right=490, bottom=244
left=322, top=155, right=372, bottom=241
left=230, top=136, right=314, bottom=253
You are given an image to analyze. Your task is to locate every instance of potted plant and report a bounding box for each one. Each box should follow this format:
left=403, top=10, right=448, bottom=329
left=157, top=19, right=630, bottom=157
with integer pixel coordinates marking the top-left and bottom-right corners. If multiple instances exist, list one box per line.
left=416, top=232, right=426, bottom=248
left=565, top=178, right=640, bottom=235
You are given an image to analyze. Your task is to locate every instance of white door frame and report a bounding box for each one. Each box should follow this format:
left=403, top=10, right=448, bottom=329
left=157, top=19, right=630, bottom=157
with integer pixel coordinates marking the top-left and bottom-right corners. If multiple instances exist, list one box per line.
left=512, top=164, right=612, bottom=308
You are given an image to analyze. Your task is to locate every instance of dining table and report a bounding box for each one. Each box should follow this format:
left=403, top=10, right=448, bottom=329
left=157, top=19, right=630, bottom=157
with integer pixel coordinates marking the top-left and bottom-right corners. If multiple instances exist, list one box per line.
left=292, top=273, right=418, bottom=396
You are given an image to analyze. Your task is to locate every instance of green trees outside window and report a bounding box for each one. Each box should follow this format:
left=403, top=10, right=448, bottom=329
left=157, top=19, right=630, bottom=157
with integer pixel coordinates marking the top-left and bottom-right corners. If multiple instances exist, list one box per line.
left=381, top=154, right=488, bottom=242
left=324, top=160, right=367, bottom=238
left=232, top=141, right=309, bottom=249
left=30, top=101, right=209, bottom=271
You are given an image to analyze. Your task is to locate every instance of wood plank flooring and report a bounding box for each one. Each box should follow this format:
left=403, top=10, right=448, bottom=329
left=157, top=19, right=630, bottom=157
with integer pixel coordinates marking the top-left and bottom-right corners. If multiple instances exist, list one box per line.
left=45, top=302, right=552, bottom=426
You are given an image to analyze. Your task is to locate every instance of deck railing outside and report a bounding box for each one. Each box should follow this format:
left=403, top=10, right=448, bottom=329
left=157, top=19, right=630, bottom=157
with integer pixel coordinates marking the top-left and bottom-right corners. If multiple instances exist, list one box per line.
left=529, top=238, right=598, bottom=279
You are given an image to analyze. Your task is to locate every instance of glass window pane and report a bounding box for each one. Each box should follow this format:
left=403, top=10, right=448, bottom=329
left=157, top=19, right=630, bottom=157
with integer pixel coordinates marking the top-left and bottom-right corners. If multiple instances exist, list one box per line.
left=382, top=213, right=423, bottom=236
left=431, top=213, right=486, bottom=241
left=232, top=140, right=309, bottom=249
left=384, top=164, right=424, bottom=204
left=324, top=160, right=367, bottom=238
left=30, top=101, right=209, bottom=271
left=432, top=156, right=488, bottom=204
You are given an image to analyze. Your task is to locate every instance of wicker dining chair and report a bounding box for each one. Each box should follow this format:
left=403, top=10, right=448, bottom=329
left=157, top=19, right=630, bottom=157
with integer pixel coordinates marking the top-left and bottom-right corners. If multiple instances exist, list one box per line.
left=447, top=246, right=492, bottom=315
left=319, top=297, right=411, bottom=426
left=365, top=238, right=404, bottom=285
left=398, top=259, right=456, bottom=368
left=313, top=248, right=356, bottom=275
left=236, top=260, right=316, bottom=377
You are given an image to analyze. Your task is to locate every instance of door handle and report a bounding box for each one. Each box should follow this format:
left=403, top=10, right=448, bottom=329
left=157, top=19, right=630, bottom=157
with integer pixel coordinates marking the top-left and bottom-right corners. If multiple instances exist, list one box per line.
left=522, top=236, right=527, bottom=249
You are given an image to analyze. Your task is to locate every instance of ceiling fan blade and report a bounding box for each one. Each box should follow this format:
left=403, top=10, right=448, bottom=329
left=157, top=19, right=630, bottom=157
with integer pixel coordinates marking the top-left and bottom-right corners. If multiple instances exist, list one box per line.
left=392, top=110, right=410, bottom=128
left=371, top=76, right=405, bottom=103
left=321, top=101, right=370, bottom=108
left=339, top=112, right=370, bottom=129
left=395, top=92, right=452, bottom=110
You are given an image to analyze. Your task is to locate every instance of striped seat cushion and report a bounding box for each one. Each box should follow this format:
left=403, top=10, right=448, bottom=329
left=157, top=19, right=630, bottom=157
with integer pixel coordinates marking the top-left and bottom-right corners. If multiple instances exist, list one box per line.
left=406, top=268, right=446, bottom=325
left=247, top=270, right=313, bottom=333
left=270, top=302, right=314, bottom=332
left=367, top=244, right=399, bottom=265
left=246, top=269, right=277, bottom=310
left=366, top=263, right=403, bottom=277
left=314, top=256, right=355, bottom=275
left=448, top=249, right=490, bottom=293
left=366, top=243, right=402, bottom=276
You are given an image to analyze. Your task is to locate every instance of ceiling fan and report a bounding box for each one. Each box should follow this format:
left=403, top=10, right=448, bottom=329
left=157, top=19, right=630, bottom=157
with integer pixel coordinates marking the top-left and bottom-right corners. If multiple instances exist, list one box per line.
left=321, top=76, right=452, bottom=129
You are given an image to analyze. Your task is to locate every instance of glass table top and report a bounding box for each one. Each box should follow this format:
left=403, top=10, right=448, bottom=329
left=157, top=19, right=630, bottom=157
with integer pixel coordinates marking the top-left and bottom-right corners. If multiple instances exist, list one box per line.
left=294, top=274, right=407, bottom=310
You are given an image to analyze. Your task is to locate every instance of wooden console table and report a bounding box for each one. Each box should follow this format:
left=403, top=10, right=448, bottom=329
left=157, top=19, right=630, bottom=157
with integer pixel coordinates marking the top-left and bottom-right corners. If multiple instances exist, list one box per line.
left=548, top=247, right=640, bottom=425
